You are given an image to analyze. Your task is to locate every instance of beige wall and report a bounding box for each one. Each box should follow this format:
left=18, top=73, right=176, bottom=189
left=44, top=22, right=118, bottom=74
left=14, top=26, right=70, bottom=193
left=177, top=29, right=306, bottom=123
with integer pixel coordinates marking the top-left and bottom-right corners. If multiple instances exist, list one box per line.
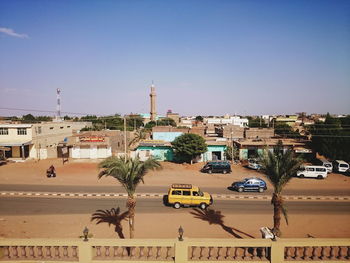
left=0, top=125, right=32, bottom=144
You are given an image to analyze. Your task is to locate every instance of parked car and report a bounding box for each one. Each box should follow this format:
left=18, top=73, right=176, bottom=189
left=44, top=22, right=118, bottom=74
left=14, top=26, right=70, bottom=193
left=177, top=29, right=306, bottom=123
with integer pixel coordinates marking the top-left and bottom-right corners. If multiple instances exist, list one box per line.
left=248, top=158, right=262, bottom=170
left=231, top=178, right=267, bottom=193
left=201, top=161, right=231, bottom=174
left=296, top=165, right=328, bottom=179
left=333, top=160, right=349, bottom=173
left=316, top=159, right=333, bottom=173
left=167, top=183, right=213, bottom=209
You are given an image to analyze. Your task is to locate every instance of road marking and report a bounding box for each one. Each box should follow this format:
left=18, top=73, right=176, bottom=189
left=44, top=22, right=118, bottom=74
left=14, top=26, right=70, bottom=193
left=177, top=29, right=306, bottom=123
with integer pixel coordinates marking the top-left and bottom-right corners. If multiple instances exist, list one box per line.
left=0, top=191, right=349, bottom=202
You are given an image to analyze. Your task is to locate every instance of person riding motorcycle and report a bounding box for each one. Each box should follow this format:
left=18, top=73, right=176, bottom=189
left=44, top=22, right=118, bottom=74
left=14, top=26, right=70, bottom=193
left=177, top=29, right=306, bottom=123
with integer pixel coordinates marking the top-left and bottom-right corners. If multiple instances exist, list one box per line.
left=46, top=165, right=56, bottom=178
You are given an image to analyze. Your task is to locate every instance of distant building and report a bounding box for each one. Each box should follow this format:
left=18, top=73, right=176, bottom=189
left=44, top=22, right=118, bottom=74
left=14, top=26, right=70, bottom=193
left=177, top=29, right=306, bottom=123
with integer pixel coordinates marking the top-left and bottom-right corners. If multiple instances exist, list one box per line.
left=166, top=110, right=180, bottom=125
left=0, top=121, right=91, bottom=159
left=275, top=115, right=298, bottom=126
left=204, top=116, right=248, bottom=128
left=66, top=130, right=132, bottom=159
left=245, top=128, right=274, bottom=139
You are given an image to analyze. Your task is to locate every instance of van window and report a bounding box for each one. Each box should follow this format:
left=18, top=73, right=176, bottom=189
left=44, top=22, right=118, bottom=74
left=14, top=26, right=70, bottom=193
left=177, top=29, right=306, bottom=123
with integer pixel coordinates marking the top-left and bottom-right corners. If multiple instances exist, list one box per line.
left=306, top=167, right=315, bottom=172
left=183, top=191, right=191, bottom=196
left=324, top=164, right=331, bottom=168
left=316, top=168, right=326, bottom=172
left=340, top=164, right=348, bottom=168
left=172, top=190, right=181, bottom=195
left=192, top=191, right=199, bottom=196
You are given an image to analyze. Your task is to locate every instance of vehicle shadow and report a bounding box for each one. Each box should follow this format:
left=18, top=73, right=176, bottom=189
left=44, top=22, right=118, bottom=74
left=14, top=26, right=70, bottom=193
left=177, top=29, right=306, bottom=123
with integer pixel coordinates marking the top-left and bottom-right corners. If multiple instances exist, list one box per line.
left=190, top=208, right=255, bottom=239
left=91, top=207, right=128, bottom=239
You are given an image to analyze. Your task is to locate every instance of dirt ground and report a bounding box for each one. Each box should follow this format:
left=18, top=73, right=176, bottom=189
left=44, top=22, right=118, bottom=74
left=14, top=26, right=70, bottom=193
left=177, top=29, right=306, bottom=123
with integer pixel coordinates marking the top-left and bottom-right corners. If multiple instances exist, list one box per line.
left=0, top=159, right=350, bottom=239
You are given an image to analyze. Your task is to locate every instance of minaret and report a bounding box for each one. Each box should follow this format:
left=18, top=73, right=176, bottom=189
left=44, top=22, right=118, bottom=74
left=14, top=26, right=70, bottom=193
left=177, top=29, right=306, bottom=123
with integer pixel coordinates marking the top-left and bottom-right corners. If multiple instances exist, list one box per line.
left=55, top=88, right=62, bottom=122
left=150, top=83, right=157, bottom=121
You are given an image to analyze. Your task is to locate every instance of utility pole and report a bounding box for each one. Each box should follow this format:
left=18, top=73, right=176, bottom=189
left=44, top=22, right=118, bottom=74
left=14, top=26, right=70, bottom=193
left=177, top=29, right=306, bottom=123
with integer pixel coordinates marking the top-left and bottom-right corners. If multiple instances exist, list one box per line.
left=124, top=116, right=127, bottom=161
left=231, top=131, right=234, bottom=163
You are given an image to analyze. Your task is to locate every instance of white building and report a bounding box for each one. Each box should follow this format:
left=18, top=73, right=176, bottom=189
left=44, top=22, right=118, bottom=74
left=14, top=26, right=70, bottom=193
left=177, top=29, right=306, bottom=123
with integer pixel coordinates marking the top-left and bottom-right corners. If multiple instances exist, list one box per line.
left=0, top=121, right=91, bottom=159
left=204, top=116, right=248, bottom=127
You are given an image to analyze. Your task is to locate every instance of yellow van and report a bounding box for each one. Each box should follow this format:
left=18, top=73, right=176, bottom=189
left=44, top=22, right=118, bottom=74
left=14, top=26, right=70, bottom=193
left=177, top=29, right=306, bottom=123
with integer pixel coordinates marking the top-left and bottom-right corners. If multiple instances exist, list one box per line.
left=167, top=184, right=213, bottom=209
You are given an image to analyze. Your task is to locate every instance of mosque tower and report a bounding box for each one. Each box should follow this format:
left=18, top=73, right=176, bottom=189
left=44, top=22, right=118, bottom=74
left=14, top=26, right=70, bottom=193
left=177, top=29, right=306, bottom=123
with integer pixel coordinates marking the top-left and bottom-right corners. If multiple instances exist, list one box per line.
left=150, top=83, right=157, bottom=121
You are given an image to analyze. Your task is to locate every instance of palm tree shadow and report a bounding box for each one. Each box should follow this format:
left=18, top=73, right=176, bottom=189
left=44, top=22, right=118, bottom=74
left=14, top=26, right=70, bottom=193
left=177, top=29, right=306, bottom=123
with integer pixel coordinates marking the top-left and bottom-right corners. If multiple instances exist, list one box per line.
left=91, top=207, right=128, bottom=239
left=190, top=208, right=255, bottom=239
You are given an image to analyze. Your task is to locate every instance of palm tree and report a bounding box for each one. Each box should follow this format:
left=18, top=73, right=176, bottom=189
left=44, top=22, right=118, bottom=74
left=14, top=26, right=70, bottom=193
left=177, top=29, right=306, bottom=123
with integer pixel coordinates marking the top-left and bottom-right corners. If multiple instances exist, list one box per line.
left=128, top=129, right=147, bottom=147
left=259, top=140, right=302, bottom=237
left=98, top=156, right=161, bottom=238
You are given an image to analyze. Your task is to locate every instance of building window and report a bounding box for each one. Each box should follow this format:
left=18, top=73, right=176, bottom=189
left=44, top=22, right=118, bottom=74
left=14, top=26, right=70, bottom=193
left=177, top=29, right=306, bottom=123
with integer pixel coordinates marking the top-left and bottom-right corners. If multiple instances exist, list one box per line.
left=67, top=126, right=71, bottom=128
left=0, top=128, right=9, bottom=135
left=50, top=127, right=54, bottom=130
left=17, top=128, right=27, bottom=135
left=37, top=127, right=42, bottom=134
left=60, top=127, right=64, bottom=129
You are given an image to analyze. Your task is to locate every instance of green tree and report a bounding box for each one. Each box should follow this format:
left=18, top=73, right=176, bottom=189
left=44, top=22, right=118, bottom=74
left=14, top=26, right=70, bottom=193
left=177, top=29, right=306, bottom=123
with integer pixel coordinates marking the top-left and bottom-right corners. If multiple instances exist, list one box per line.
left=157, top=118, right=176, bottom=127
left=98, top=157, right=161, bottom=238
left=129, top=129, right=147, bottom=146
left=275, top=122, right=301, bottom=138
left=259, top=141, right=302, bottom=237
left=248, top=116, right=267, bottom=128
left=309, top=114, right=350, bottom=162
left=225, top=145, right=239, bottom=161
left=22, top=114, right=36, bottom=122
left=144, top=121, right=156, bottom=129
left=195, top=116, right=204, bottom=122
left=171, top=133, right=207, bottom=164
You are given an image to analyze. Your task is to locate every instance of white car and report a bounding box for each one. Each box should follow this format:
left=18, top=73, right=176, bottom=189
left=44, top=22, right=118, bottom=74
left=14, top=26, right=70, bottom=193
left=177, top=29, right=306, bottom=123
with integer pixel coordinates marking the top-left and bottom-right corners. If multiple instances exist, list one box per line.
left=248, top=159, right=262, bottom=170
left=296, top=166, right=328, bottom=179
left=333, top=160, right=349, bottom=173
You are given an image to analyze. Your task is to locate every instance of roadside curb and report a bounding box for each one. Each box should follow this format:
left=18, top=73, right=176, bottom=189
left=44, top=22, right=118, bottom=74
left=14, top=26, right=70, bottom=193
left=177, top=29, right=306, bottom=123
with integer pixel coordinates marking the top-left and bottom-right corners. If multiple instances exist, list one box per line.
left=0, top=191, right=349, bottom=201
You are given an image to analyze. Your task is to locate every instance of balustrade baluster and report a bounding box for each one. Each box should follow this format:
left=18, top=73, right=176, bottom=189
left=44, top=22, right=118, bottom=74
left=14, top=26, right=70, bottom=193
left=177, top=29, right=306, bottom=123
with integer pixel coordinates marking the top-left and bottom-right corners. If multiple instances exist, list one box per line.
left=156, top=246, right=162, bottom=260
left=330, top=246, right=336, bottom=260
left=242, top=247, right=248, bottom=260
left=311, top=246, right=318, bottom=260
left=234, top=247, right=239, bottom=259
left=225, top=247, right=232, bottom=260
left=347, top=246, right=350, bottom=259
left=37, top=246, right=43, bottom=258
left=45, top=246, right=52, bottom=258
left=95, top=246, right=101, bottom=257
left=209, top=246, right=216, bottom=260
left=339, top=246, right=345, bottom=259
left=104, top=246, right=110, bottom=257
left=260, top=247, right=266, bottom=260
left=3, top=246, right=10, bottom=259
left=20, top=246, right=27, bottom=258
left=217, top=246, right=224, bottom=260
left=320, top=246, right=327, bottom=260
left=302, top=246, right=309, bottom=260
left=252, top=247, right=258, bottom=260
left=147, top=246, right=154, bottom=259
left=139, top=246, right=145, bottom=259
left=294, top=247, right=300, bottom=260
left=190, top=246, right=196, bottom=260
left=63, top=246, right=69, bottom=258
left=113, top=246, right=119, bottom=258
left=199, top=246, right=206, bottom=260
left=11, top=246, right=18, bottom=258
left=54, top=246, right=60, bottom=258
left=285, top=247, right=291, bottom=260
left=166, top=246, right=172, bottom=260
left=130, top=247, right=136, bottom=259
left=72, top=246, right=78, bottom=259
left=28, top=246, right=34, bottom=259
left=122, top=247, right=129, bottom=259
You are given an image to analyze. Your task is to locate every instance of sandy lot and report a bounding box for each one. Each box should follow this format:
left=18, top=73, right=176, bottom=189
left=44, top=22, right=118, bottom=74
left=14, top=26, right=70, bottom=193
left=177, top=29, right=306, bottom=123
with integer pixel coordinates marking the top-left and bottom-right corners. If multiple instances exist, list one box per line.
left=1, top=159, right=350, bottom=239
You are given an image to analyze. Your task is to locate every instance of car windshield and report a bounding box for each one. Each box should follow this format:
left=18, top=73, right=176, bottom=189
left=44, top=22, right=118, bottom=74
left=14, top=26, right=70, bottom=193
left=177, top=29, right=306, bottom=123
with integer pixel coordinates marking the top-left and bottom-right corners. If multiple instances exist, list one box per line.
left=198, top=189, right=204, bottom=196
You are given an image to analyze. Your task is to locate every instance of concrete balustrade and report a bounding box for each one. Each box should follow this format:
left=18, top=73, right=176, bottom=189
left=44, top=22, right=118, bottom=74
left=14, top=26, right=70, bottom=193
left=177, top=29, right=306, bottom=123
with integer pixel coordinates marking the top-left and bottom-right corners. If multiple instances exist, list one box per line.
left=0, top=238, right=349, bottom=262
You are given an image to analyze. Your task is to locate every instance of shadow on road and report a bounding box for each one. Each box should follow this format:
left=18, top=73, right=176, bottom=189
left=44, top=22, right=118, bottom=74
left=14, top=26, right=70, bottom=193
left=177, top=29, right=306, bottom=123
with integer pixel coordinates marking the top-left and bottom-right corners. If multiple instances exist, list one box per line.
left=91, top=207, right=128, bottom=239
left=190, top=208, right=255, bottom=239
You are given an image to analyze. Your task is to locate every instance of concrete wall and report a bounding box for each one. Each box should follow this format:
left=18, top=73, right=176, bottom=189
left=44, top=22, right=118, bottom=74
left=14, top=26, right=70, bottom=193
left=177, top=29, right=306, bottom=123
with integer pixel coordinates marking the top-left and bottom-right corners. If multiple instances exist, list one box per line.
left=136, top=146, right=173, bottom=161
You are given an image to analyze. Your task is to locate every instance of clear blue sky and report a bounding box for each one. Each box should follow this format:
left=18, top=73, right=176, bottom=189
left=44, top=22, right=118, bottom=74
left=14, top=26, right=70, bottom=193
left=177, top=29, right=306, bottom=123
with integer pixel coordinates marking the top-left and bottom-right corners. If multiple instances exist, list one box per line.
left=1, top=0, right=349, bottom=117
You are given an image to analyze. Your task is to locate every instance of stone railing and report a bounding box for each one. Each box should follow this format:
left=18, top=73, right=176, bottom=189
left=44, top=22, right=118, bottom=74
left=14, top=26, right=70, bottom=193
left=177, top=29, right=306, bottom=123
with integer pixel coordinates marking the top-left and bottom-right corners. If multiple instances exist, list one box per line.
left=0, top=238, right=349, bottom=262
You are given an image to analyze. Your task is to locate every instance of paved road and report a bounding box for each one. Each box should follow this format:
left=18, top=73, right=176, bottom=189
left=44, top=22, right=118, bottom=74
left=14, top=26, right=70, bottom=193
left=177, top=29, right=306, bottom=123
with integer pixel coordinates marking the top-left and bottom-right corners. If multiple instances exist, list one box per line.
left=1, top=197, right=349, bottom=216
left=1, top=184, right=350, bottom=196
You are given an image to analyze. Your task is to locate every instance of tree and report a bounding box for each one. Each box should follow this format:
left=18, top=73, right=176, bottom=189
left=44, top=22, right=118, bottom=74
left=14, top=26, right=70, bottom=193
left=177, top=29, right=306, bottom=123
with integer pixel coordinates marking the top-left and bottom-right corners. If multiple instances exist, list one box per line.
left=248, top=116, right=267, bottom=128
left=98, top=156, right=161, bottom=238
left=157, top=118, right=176, bottom=127
left=195, top=116, right=204, bottom=122
left=22, top=114, right=36, bottom=122
left=308, top=114, right=350, bottom=162
left=129, top=129, right=147, bottom=147
left=225, top=145, right=239, bottom=161
left=259, top=141, right=302, bottom=237
left=275, top=122, right=301, bottom=138
left=144, top=121, right=156, bottom=129
left=171, top=133, right=207, bottom=164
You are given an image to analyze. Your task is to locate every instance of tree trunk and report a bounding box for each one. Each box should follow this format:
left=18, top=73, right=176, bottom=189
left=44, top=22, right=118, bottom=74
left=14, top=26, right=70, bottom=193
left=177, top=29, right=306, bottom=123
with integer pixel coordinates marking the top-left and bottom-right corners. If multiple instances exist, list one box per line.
left=271, top=193, right=282, bottom=237
left=126, top=196, right=136, bottom=238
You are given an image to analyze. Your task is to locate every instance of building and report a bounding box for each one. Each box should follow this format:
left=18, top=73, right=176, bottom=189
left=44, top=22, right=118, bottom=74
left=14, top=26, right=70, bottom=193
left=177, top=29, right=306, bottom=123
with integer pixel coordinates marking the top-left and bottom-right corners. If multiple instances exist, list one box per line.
left=245, top=128, right=274, bottom=139
left=135, top=140, right=173, bottom=161
left=152, top=126, right=205, bottom=142
left=204, top=116, right=248, bottom=128
left=0, top=121, right=91, bottom=160
left=233, top=138, right=312, bottom=160
left=66, top=130, right=132, bottom=159
left=275, top=115, right=298, bottom=127
left=166, top=110, right=180, bottom=126
left=216, top=125, right=245, bottom=140
left=201, top=140, right=227, bottom=162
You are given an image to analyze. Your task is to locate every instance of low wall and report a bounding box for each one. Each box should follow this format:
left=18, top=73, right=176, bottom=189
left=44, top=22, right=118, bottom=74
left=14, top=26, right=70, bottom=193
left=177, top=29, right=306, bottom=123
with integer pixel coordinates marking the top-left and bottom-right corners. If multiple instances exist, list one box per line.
left=0, top=238, right=349, bottom=262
